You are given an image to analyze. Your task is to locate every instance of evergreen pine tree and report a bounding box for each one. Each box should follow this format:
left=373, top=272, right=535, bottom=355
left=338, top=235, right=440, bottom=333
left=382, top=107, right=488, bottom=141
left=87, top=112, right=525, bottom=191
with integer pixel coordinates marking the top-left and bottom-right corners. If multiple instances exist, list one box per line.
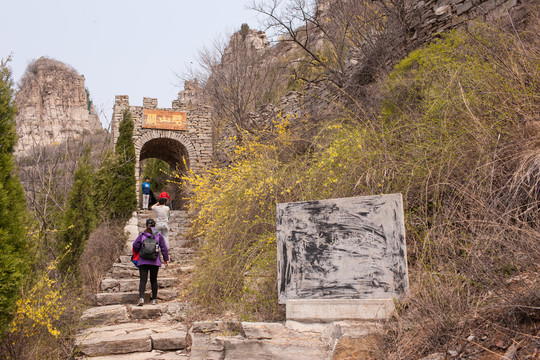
left=57, top=149, right=97, bottom=276
left=110, top=109, right=137, bottom=219
left=93, top=148, right=118, bottom=219
left=0, top=58, right=31, bottom=337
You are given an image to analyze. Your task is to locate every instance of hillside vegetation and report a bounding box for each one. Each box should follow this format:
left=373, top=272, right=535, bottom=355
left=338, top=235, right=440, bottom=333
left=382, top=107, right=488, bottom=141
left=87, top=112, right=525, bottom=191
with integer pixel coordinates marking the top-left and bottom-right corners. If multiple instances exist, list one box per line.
left=182, top=11, right=540, bottom=359
left=0, top=80, right=139, bottom=357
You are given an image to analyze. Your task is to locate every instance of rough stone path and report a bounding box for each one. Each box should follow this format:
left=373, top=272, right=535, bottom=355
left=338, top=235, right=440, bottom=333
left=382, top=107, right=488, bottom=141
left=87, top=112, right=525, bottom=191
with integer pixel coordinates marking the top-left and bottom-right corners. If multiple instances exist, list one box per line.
left=75, top=210, right=372, bottom=359
left=76, top=210, right=194, bottom=359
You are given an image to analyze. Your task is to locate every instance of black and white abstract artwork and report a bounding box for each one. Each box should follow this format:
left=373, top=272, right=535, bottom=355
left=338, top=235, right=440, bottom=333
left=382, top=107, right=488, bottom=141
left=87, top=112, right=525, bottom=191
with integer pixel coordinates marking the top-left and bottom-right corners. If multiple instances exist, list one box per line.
left=277, top=194, right=408, bottom=303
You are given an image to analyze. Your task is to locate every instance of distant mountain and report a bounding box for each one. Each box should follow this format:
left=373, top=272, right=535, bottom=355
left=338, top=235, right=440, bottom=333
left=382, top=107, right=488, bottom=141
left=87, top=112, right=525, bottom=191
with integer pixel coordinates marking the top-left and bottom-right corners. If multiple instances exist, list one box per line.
left=14, top=56, right=103, bottom=157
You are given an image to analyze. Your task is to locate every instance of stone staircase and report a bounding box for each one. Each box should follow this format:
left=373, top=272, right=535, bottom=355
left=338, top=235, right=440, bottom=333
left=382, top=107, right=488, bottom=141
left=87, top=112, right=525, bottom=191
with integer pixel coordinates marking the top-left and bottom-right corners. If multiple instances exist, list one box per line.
left=76, top=210, right=195, bottom=359
left=75, top=210, right=379, bottom=359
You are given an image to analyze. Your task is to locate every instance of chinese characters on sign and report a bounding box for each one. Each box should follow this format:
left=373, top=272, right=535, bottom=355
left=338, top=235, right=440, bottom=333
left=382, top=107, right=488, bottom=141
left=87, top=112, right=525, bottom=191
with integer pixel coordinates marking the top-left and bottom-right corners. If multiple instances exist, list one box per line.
left=277, top=194, right=409, bottom=303
left=142, top=109, right=187, bottom=131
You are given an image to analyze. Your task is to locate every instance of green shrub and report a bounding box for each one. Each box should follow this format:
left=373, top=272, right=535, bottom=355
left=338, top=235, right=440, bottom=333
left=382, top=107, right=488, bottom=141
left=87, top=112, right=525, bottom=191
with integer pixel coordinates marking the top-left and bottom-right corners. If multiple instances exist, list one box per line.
left=109, top=109, right=137, bottom=219
left=0, top=58, right=32, bottom=338
left=182, top=20, right=540, bottom=347
left=183, top=132, right=283, bottom=319
left=57, top=149, right=97, bottom=277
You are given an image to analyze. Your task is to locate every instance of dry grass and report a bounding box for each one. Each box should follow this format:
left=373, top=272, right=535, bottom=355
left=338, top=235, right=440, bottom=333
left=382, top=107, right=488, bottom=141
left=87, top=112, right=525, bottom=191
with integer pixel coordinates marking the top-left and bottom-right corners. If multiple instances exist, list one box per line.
left=80, top=220, right=127, bottom=302
left=375, top=11, right=540, bottom=358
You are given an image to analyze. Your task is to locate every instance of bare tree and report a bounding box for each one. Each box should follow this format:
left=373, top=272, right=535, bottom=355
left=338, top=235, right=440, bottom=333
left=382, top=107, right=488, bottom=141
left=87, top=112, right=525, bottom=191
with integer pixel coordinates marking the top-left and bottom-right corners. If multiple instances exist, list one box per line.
left=194, top=26, right=289, bottom=144
left=16, top=131, right=109, bottom=257
left=250, top=0, right=410, bottom=95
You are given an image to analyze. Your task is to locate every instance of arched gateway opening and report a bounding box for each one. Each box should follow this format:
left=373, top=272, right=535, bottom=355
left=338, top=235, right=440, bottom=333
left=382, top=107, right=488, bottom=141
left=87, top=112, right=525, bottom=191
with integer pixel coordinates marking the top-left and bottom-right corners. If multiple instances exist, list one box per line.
left=111, top=92, right=213, bottom=210
left=139, top=137, right=190, bottom=172
left=136, top=134, right=192, bottom=209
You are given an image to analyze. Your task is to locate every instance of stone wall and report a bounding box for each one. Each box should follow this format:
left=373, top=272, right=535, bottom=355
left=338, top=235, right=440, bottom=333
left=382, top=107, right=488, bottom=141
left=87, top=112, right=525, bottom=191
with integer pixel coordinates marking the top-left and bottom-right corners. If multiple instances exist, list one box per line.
left=405, top=0, right=527, bottom=46
left=111, top=84, right=213, bottom=182
left=325, top=0, right=530, bottom=85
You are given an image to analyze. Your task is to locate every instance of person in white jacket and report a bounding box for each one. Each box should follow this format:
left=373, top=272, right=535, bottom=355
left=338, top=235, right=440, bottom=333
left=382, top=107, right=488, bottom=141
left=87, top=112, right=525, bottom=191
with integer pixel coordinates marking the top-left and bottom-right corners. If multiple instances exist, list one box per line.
left=152, top=197, right=170, bottom=250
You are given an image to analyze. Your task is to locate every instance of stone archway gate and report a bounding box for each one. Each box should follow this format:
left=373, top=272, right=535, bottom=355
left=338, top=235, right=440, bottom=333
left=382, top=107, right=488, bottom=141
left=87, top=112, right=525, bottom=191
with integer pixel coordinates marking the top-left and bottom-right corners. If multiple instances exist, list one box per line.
left=111, top=95, right=213, bottom=203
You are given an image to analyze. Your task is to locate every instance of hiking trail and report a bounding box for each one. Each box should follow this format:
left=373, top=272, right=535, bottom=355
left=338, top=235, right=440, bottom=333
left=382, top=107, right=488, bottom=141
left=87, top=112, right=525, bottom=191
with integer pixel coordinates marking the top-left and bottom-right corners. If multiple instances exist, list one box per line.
left=76, top=210, right=194, bottom=359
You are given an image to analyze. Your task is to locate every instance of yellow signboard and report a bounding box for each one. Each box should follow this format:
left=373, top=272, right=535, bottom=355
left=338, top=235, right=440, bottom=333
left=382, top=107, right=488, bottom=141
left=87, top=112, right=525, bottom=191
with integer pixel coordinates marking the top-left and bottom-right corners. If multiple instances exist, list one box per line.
left=142, top=109, right=187, bottom=131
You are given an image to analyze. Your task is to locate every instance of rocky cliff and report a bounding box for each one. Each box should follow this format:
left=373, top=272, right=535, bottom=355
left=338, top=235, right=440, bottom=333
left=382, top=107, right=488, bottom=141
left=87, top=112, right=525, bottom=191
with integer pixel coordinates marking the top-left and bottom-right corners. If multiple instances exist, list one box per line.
left=14, top=57, right=102, bottom=157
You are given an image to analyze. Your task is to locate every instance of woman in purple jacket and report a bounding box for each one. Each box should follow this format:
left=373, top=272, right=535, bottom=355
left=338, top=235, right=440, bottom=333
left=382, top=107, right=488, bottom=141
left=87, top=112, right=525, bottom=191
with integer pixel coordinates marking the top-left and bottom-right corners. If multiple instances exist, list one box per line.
left=132, top=218, right=169, bottom=306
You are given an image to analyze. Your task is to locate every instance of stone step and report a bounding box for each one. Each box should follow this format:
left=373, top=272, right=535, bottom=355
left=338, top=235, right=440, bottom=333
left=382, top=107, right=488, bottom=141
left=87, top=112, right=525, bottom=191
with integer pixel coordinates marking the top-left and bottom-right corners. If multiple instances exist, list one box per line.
left=137, top=216, right=188, bottom=224
left=114, top=252, right=193, bottom=265
left=178, top=265, right=195, bottom=273
left=121, top=240, right=193, bottom=253
left=110, top=263, right=180, bottom=279
left=130, top=300, right=188, bottom=321
left=82, top=350, right=189, bottom=360
left=95, top=289, right=178, bottom=306
left=121, top=242, right=194, bottom=252
left=172, top=247, right=195, bottom=254
left=137, top=226, right=189, bottom=232
left=138, top=210, right=188, bottom=216
left=81, top=301, right=189, bottom=327
left=169, top=244, right=195, bottom=252
left=169, top=250, right=195, bottom=258
left=169, top=260, right=194, bottom=268
left=80, top=305, right=129, bottom=327
left=76, top=322, right=188, bottom=357
left=170, top=240, right=197, bottom=249
left=170, top=226, right=190, bottom=231
left=136, top=224, right=189, bottom=229
left=112, top=261, right=185, bottom=271
left=139, top=221, right=190, bottom=227
left=138, top=210, right=188, bottom=215
left=100, top=277, right=178, bottom=292
left=189, top=321, right=334, bottom=360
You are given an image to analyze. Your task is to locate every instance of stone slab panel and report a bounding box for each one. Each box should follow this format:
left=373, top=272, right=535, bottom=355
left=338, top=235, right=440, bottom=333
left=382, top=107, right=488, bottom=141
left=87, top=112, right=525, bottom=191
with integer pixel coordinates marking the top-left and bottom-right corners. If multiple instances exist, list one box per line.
left=191, top=321, right=242, bottom=334
left=95, top=292, right=139, bottom=306
left=80, top=305, right=128, bottom=326
left=110, top=266, right=179, bottom=279
left=151, top=330, right=187, bottom=350
left=277, top=194, right=408, bottom=303
left=129, top=305, right=163, bottom=320
left=286, top=299, right=395, bottom=321
left=89, top=351, right=189, bottom=360
left=101, top=277, right=178, bottom=292
left=77, top=329, right=153, bottom=356
left=284, top=320, right=335, bottom=334
left=241, top=322, right=285, bottom=339
left=221, top=337, right=331, bottom=360
left=189, top=333, right=225, bottom=360
left=95, top=289, right=177, bottom=306
left=284, top=319, right=380, bottom=338
left=165, top=301, right=189, bottom=316
left=79, top=322, right=150, bottom=336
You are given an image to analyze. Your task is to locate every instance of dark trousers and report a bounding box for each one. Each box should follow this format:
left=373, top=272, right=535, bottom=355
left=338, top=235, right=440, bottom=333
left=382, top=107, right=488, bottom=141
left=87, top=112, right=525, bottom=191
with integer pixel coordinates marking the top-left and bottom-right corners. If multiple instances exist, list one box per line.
left=138, top=265, right=159, bottom=299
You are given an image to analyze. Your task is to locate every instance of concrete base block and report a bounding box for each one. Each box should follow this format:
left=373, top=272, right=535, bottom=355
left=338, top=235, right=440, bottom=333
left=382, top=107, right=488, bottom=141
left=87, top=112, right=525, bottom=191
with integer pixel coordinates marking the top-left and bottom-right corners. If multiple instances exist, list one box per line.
left=286, top=299, right=395, bottom=321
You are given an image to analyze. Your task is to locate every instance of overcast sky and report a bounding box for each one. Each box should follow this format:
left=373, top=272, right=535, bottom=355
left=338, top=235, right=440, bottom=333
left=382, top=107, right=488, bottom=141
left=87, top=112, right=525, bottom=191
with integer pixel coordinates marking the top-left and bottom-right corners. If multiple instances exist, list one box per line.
left=1, top=0, right=261, bottom=128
